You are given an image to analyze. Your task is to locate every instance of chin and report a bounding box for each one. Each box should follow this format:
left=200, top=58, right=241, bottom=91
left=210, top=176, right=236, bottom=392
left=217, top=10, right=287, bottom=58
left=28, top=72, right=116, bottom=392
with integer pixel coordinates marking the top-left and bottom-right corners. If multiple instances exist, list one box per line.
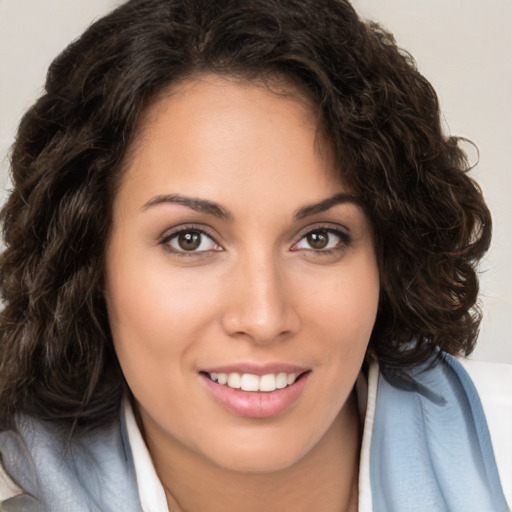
left=200, top=428, right=315, bottom=474
left=213, top=451, right=306, bottom=474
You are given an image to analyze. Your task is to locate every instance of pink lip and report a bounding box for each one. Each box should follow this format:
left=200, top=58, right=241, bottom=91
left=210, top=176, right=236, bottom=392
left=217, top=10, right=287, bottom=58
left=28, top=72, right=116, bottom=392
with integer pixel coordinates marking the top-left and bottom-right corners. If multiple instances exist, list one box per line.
left=200, top=371, right=310, bottom=419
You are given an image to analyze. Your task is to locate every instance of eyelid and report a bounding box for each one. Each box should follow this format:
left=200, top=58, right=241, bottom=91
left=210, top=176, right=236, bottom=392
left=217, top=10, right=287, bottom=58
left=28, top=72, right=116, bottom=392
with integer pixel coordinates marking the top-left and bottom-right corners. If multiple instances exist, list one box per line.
left=294, top=222, right=351, bottom=241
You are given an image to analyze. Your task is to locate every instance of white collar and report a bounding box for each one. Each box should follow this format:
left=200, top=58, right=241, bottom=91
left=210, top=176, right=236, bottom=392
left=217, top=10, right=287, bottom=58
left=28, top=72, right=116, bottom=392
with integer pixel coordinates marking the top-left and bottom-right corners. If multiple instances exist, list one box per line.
left=124, top=398, right=169, bottom=512
left=125, top=362, right=379, bottom=512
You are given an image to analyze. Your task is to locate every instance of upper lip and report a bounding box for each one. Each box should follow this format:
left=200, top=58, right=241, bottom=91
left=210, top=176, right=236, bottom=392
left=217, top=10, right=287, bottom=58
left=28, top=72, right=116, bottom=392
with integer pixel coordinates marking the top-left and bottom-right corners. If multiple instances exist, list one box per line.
left=199, top=362, right=310, bottom=376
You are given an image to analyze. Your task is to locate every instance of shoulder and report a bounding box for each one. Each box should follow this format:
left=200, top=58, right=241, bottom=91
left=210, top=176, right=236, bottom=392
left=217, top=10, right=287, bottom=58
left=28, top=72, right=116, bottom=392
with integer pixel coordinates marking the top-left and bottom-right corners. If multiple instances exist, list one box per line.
left=458, top=358, right=512, bottom=506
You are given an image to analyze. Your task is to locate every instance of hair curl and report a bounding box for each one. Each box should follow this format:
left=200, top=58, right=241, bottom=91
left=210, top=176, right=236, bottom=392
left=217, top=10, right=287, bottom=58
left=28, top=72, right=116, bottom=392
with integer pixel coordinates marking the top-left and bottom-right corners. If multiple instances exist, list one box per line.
left=0, top=0, right=491, bottom=432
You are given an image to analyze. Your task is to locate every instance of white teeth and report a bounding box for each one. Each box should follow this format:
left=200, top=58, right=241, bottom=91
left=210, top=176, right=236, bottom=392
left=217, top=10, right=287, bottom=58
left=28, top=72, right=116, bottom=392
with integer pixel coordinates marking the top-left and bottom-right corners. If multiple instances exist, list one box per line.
left=276, top=372, right=288, bottom=389
left=259, top=373, right=276, bottom=392
left=208, top=371, right=300, bottom=392
left=227, top=373, right=241, bottom=389
left=240, top=374, right=259, bottom=391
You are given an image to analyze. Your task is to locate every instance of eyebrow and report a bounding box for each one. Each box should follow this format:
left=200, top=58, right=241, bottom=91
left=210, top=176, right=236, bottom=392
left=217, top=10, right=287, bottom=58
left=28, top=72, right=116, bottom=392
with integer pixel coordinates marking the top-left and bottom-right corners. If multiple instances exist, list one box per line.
left=294, top=193, right=362, bottom=219
left=141, top=192, right=361, bottom=221
left=141, top=194, right=233, bottom=220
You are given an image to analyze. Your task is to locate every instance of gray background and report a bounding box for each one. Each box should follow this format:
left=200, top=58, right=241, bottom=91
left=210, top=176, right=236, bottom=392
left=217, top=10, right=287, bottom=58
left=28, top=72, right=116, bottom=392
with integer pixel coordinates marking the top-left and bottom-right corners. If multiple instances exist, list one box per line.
left=1, top=0, right=510, bottom=363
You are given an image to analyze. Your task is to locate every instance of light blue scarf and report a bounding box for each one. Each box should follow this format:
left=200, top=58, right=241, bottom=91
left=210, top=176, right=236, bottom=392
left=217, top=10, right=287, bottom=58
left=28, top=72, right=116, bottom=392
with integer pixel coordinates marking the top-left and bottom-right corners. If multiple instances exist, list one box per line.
left=371, top=353, right=509, bottom=511
left=0, top=408, right=142, bottom=511
left=1, top=353, right=509, bottom=511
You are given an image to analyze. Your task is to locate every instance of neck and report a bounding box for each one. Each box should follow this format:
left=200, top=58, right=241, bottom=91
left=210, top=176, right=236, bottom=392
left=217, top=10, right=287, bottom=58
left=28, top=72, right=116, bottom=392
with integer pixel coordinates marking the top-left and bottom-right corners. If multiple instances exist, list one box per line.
left=141, top=391, right=361, bottom=512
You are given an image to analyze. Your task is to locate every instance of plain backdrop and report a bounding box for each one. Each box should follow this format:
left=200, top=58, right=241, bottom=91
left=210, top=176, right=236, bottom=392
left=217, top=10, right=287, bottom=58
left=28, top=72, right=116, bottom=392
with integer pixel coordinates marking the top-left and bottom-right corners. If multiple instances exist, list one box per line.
left=1, top=0, right=511, bottom=363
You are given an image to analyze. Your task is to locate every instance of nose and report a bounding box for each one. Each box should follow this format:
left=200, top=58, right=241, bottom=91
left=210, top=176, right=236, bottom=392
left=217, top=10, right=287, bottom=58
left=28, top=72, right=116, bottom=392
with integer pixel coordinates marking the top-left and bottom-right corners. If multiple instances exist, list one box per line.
left=220, top=252, right=301, bottom=345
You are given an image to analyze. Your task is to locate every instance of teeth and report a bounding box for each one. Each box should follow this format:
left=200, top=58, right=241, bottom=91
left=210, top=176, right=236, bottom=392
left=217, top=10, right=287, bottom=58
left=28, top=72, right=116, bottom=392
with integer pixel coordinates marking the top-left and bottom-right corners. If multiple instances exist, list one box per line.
left=276, top=372, right=288, bottom=389
left=227, top=373, right=241, bottom=389
left=208, top=372, right=299, bottom=392
left=240, top=374, right=259, bottom=391
left=259, top=374, right=276, bottom=392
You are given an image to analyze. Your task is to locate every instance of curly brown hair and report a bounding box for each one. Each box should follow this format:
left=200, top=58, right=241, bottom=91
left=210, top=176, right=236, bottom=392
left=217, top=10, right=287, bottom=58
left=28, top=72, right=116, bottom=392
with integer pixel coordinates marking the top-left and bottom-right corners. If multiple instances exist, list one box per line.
left=0, top=0, right=491, bottom=432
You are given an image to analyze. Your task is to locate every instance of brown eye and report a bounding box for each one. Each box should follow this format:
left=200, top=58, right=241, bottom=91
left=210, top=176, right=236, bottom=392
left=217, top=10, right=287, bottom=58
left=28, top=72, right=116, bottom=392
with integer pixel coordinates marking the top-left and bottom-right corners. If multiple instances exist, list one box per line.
left=306, top=230, right=329, bottom=249
left=178, top=231, right=201, bottom=251
left=291, top=227, right=351, bottom=253
left=162, top=228, right=220, bottom=254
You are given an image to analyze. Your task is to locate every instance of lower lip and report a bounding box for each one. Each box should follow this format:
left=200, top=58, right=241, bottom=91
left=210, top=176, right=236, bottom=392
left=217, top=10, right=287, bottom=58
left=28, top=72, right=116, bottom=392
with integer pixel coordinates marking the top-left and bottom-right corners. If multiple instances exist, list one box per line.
left=200, top=373, right=310, bottom=418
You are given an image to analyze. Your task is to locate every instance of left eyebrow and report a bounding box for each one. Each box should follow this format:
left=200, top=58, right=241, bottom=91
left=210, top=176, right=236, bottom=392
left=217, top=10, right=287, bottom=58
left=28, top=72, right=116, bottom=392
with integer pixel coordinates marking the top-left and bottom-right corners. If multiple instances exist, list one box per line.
left=294, top=193, right=363, bottom=219
left=141, top=194, right=233, bottom=221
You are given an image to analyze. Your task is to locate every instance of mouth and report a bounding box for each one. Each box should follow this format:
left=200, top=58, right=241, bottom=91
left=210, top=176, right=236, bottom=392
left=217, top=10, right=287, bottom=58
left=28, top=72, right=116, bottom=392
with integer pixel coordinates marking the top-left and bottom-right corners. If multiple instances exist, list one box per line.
left=201, top=370, right=309, bottom=393
left=199, top=364, right=312, bottom=418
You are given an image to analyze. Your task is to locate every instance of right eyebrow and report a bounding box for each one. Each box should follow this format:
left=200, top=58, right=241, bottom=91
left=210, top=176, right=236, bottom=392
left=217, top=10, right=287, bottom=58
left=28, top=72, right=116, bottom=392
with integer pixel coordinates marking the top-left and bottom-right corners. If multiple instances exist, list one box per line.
left=294, top=193, right=363, bottom=220
left=141, top=194, right=234, bottom=221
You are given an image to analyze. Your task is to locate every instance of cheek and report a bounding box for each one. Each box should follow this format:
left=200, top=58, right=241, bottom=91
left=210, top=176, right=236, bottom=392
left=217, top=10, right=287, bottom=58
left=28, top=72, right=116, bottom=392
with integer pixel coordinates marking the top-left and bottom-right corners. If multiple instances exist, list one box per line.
left=105, top=266, right=212, bottom=412
left=106, top=250, right=218, bottom=346
left=300, top=254, right=379, bottom=398
left=303, top=256, right=379, bottom=339
left=104, top=249, right=221, bottom=406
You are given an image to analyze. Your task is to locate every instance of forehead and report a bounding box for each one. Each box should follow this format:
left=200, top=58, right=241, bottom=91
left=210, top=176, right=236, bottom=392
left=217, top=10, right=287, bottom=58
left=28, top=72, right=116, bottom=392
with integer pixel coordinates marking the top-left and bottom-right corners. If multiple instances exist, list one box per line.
left=130, top=74, right=335, bottom=166
left=115, top=74, right=346, bottom=215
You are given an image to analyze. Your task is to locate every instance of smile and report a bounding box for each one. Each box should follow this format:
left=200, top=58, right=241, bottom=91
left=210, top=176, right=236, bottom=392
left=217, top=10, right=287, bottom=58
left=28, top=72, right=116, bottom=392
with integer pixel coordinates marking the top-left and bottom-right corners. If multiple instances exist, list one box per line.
left=207, top=372, right=299, bottom=392
left=201, top=369, right=311, bottom=418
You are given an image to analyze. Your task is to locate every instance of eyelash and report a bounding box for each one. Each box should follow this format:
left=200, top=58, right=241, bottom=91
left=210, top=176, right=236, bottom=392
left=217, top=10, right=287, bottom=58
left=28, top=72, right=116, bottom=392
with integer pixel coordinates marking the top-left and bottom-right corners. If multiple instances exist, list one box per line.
left=159, top=225, right=351, bottom=257
left=291, top=226, right=352, bottom=255
left=159, top=226, right=221, bottom=257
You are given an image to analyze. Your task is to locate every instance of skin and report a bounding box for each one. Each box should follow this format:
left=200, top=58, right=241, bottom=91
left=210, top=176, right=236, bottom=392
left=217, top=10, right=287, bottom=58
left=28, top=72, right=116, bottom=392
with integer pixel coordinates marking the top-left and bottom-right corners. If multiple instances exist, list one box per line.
left=105, top=75, right=380, bottom=512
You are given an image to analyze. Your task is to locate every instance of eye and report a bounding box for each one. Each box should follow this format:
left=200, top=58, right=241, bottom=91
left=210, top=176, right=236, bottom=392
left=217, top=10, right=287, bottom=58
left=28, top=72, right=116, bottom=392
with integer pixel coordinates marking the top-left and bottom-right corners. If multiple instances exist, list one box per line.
left=161, top=228, right=221, bottom=253
left=291, top=227, right=350, bottom=252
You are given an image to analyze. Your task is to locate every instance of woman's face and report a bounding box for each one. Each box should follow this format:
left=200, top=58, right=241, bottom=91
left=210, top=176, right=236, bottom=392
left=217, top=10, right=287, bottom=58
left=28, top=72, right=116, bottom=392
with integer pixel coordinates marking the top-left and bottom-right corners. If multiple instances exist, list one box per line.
left=105, top=75, right=379, bottom=473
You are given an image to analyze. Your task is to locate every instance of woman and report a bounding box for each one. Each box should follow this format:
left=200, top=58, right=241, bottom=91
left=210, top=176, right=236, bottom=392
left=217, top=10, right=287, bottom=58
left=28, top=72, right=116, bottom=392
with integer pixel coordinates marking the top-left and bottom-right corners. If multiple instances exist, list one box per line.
left=0, top=0, right=510, bottom=510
